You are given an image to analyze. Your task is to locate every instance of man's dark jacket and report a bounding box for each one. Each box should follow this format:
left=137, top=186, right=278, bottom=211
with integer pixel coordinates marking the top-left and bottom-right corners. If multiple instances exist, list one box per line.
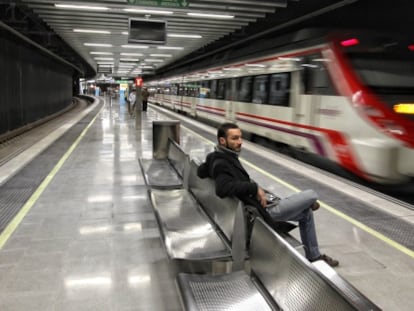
left=197, top=146, right=295, bottom=232
left=197, top=146, right=259, bottom=203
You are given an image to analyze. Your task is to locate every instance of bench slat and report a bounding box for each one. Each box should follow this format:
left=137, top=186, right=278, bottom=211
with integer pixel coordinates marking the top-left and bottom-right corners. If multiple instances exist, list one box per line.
left=139, top=138, right=187, bottom=189
left=190, top=174, right=240, bottom=243
left=150, top=188, right=231, bottom=260
left=140, top=158, right=183, bottom=188
left=177, top=271, right=273, bottom=311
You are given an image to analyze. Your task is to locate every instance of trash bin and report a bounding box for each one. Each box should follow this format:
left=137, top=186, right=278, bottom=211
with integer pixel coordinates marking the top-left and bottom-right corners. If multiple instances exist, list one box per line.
left=152, top=120, right=180, bottom=159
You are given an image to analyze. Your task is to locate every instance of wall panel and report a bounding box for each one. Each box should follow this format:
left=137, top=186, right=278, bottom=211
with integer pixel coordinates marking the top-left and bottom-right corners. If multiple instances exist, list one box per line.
left=0, top=28, right=74, bottom=136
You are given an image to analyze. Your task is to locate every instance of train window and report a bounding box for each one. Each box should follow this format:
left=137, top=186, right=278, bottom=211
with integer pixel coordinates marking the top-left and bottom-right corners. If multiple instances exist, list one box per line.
left=201, top=80, right=210, bottom=88
left=301, top=55, right=336, bottom=95
left=217, top=79, right=226, bottom=99
left=170, top=84, right=179, bottom=95
left=200, top=80, right=211, bottom=98
left=239, top=76, right=253, bottom=102
left=184, top=82, right=199, bottom=97
left=268, top=73, right=291, bottom=106
left=350, top=56, right=414, bottom=89
left=227, top=78, right=239, bottom=101
left=194, top=83, right=200, bottom=97
left=210, top=80, right=217, bottom=99
left=223, top=79, right=234, bottom=100
left=252, top=75, right=269, bottom=104
left=178, top=84, right=185, bottom=96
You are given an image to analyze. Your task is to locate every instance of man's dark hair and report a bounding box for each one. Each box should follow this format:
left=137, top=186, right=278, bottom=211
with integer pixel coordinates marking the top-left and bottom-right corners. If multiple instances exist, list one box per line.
left=217, top=122, right=239, bottom=141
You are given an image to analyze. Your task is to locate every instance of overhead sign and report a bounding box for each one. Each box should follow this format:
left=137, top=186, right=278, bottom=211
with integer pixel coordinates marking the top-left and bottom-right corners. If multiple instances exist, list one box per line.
left=126, top=0, right=189, bottom=8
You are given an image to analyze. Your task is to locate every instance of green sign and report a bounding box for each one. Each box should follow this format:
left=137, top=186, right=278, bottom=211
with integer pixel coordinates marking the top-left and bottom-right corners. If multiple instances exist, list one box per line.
left=126, top=0, right=189, bottom=8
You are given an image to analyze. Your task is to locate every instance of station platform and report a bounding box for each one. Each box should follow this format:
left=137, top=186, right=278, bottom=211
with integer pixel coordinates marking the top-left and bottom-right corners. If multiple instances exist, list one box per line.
left=0, top=95, right=413, bottom=310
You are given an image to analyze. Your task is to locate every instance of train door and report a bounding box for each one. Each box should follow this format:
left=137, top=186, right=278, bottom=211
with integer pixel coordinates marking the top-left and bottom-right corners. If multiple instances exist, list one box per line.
left=178, top=81, right=185, bottom=112
left=295, top=55, right=336, bottom=128
left=226, top=78, right=239, bottom=121
left=292, top=56, right=337, bottom=152
left=293, top=68, right=320, bottom=128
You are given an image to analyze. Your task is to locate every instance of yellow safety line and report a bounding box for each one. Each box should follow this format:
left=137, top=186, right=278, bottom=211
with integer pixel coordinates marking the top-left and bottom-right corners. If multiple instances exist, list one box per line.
left=0, top=108, right=101, bottom=250
left=181, top=124, right=414, bottom=259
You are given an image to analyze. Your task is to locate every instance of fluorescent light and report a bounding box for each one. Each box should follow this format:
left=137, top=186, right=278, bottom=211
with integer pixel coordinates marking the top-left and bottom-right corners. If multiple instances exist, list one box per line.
left=55, top=4, right=108, bottom=11
left=121, top=53, right=143, bottom=56
left=168, top=34, right=202, bottom=38
left=94, top=57, right=114, bottom=60
left=144, top=59, right=164, bottom=62
left=122, top=45, right=149, bottom=49
left=120, top=58, right=139, bottom=62
left=84, top=43, right=112, bottom=47
left=122, top=32, right=128, bottom=35
left=123, top=8, right=173, bottom=15
left=74, top=29, right=110, bottom=34
left=150, top=54, right=172, bottom=57
left=157, top=46, right=184, bottom=50
left=187, top=12, right=234, bottom=19
left=90, top=52, right=113, bottom=55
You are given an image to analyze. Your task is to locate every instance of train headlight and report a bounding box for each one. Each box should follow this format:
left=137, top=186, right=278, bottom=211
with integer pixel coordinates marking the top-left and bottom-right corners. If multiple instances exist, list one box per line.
left=393, top=103, right=414, bottom=115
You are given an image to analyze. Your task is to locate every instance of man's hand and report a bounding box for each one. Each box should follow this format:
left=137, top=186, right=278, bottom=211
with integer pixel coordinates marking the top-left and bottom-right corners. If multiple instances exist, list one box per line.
left=257, top=187, right=267, bottom=208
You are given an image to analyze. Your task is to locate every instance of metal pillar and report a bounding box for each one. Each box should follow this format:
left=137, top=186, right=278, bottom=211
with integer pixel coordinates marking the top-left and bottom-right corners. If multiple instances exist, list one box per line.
left=135, top=86, right=142, bottom=129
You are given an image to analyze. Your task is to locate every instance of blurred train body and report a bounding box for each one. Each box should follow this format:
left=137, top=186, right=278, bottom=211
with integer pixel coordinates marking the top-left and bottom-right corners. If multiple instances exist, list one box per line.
left=149, top=29, right=414, bottom=184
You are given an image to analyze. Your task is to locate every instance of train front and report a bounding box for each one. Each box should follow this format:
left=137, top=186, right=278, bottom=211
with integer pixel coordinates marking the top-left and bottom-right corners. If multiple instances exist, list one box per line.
left=331, top=30, right=414, bottom=184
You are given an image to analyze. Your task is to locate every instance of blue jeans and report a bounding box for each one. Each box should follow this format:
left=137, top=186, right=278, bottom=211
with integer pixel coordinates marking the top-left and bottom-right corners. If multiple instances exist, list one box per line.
left=267, top=189, right=320, bottom=260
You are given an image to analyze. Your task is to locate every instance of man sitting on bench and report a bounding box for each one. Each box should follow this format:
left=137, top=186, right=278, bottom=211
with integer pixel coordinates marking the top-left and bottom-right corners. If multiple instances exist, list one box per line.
left=197, top=122, right=339, bottom=267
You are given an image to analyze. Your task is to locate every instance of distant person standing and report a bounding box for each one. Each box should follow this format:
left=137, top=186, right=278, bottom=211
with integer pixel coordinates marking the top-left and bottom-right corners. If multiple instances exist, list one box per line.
left=142, top=87, right=150, bottom=112
left=128, top=88, right=136, bottom=116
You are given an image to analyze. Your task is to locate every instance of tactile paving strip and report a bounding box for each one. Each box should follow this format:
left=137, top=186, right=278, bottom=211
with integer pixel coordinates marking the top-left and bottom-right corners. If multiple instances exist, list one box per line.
left=0, top=104, right=101, bottom=234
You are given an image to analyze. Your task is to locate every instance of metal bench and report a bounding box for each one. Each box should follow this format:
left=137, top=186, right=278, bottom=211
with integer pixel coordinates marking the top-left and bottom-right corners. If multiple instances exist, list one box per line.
left=139, top=138, right=187, bottom=189
left=149, top=158, right=247, bottom=273
left=177, top=217, right=381, bottom=311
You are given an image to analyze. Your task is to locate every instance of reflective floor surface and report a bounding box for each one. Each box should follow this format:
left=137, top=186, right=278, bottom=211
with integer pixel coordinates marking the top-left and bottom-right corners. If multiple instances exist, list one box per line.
left=0, top=97, right=183, bottom=310
left=1, top=95, right=414, bottom=310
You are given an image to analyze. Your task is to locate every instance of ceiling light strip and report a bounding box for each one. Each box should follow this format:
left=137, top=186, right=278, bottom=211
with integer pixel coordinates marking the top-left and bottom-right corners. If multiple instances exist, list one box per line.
left=74, top=29, right=111, bottom=34
left=123, top=9, right=173, bottom=15
left=187, top=12, right=234, bottom=19
left=55, top=4, right=109, bottom=11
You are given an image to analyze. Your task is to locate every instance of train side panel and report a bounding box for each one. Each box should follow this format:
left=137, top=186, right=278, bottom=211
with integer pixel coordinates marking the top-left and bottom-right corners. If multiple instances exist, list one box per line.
left=195, top=98, right=227, bottom=124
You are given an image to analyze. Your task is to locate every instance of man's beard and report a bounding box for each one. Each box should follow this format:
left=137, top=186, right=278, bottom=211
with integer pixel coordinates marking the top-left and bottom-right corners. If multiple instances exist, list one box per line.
left=225, top=142, right=241, bottom=153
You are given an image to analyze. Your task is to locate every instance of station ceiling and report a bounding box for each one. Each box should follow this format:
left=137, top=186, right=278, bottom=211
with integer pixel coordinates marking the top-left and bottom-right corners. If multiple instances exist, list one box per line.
left=1, top=0, right=412, bottom=79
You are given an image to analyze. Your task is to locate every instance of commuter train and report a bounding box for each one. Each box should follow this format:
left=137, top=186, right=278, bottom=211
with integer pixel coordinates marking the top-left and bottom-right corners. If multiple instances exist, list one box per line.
left=148, top=29, right=414, bottom=184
